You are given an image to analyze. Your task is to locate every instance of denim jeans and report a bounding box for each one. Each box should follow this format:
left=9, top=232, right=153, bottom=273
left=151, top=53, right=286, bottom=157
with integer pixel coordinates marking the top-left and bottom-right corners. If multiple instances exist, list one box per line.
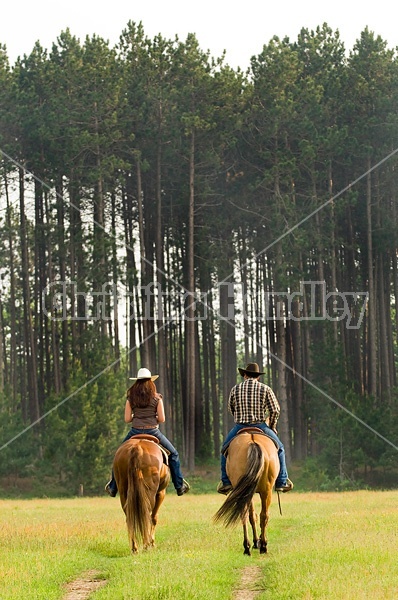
left=220, top=422, right=288, bottom=488
left=108, top=427, right=184, bottom=493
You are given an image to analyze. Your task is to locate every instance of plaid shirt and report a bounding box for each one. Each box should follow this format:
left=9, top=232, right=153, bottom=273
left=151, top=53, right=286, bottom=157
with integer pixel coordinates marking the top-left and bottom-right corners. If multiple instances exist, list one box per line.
left=228, top=378, right=280, bottom=431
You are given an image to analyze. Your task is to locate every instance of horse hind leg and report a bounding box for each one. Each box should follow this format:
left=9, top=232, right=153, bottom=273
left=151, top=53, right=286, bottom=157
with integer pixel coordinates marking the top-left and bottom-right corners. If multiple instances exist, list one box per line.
left=146, top=514, right=157, bottom=549
left=259, top=535, right=268, bottom=554
left=148, top=488, right=166, bottom=548
left=130, top=534, right=139, bottom=554
left=242, top=523, right=251, bottom=555
left=242, top=509, right=252, bottom=556
left=259, top=501, right=270, bottom=554
left=143, top=517, right=155, bottom=551
left=248, top=500, right=259, bottom=549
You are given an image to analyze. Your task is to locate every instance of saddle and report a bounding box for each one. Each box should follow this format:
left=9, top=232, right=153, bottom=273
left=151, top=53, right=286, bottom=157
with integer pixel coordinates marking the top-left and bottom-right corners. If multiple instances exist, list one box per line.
left=129, top=434, right=170, bottom=466
left=222, top=427, right=279, bottom=457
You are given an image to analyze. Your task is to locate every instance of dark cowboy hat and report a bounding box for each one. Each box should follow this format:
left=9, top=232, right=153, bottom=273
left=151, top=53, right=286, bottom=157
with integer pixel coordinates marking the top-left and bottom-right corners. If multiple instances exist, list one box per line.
left=238, top=362, right=265, bottom=377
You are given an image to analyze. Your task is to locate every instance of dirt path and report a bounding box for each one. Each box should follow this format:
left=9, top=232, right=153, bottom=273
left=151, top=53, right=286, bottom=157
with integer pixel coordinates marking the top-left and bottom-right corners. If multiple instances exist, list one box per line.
left=63, top=570, right=107, bottom=600
left=63, top=563, right=261, bottom=599
left=233, top=565, right=262, bottom=599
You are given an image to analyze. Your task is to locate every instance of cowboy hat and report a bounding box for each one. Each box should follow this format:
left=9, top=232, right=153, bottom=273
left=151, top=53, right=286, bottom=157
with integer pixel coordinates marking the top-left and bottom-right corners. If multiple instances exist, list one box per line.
left=129, top=367, right=159, bottom=382
left=238, top=362, right=265, bottom=377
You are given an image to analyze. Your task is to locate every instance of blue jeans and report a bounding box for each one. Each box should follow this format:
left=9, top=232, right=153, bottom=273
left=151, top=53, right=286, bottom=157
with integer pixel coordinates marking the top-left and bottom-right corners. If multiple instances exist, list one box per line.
left=220, top=423, right=288, bottom=488
left=108, top=427, right=184, bottom=493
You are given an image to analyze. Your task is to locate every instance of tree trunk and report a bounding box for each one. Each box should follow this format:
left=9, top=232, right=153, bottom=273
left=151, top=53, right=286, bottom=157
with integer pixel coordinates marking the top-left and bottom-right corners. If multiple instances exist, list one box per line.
left=0, top=295, right=4, bottom=392
left=121, top=181, right=138, bottom=377
left=206, top=294, right=220, bottom=458
left=93, top=108, right=107, bottom=338
left=45, top=188, right=61, bottom=395
left=155, top=117, right=170, bottom=433
left=290, top=297, right=306, bottom=460
left=34, top=179, right=46, bottom=411
left=274, top=244, right=291, bottom=463
left=186, top=130, right=196, bottom=471
left=366, top=161, right=377, bottom=398
left=136, top=157, right=154, bottom=367
left=4, top=172, right=18, bottom=402
left=194, top=319, right=204, bottom=454
left=377, top=253, right=390, bottom=400
left=328, top=163, right=339, bottom=347
left=19, top=167, right=40, bottom=425
left=111, top=191, right=120, bottom=369
left=56, top=179, right=69, bottom=389
left=239, top=231, right=250, bottom=362
left=219, top=268, right=237, bottom=436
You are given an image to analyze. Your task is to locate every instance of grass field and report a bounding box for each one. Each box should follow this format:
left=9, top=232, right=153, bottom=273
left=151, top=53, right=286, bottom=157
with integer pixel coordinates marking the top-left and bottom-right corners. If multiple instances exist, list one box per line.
left=0, top=489, right=397, bottom=599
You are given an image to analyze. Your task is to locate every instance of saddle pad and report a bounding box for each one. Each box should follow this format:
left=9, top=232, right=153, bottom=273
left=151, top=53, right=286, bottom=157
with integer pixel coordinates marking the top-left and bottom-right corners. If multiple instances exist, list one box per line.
left=222, top=428, right=279, bottom=457
left=129, top=434, right=170, bottom=465
left=130, top=433, right=160, bottom=444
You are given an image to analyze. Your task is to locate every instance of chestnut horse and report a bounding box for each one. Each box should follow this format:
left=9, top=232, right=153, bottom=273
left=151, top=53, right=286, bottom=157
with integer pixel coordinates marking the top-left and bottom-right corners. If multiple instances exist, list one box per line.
left=214, top=430, right=279, bottom=555
left=113, top=435, right=170, bottom=553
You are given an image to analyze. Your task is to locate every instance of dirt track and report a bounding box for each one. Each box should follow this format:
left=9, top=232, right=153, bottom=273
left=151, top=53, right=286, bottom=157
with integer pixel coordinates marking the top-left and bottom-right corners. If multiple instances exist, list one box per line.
left=233, top=565, right=262, bottom=599
left=63, top=570, right=106, bottom=600
left=63, top=565, right=261, bottom=599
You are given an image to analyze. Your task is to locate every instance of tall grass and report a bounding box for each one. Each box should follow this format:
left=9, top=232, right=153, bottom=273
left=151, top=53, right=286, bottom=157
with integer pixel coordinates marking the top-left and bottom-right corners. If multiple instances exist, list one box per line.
left=0, top=490, right=397, bottom=599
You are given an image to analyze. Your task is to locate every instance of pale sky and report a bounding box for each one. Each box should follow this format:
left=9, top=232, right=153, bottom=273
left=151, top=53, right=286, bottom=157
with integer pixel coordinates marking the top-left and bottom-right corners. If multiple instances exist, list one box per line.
left=1, top=0, right=397, bottom=69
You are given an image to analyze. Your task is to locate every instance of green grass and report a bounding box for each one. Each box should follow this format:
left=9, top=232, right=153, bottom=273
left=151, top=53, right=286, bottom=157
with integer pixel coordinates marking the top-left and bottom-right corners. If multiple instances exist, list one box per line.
left=260, top=491, right=398, bottom=599
left=0, top=490, right=397, bottom=599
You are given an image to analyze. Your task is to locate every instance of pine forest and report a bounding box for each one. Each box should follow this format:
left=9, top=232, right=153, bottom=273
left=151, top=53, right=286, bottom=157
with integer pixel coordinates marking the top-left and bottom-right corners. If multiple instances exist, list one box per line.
left=0, top=22, right=397, bottom=494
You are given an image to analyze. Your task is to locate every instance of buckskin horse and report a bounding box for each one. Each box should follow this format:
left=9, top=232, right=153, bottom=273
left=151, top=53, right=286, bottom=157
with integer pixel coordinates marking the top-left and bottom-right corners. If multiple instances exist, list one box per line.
left=113, top=435, right=170, bottom=553
left=213, top=430, right=279, bottom=555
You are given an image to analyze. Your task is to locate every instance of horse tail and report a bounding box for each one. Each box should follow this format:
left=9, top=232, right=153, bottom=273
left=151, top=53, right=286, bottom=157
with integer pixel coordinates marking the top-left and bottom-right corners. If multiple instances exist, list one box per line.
left=124, top=444, right=152, bottom=547
left=213, top=441, right=264, bottom=527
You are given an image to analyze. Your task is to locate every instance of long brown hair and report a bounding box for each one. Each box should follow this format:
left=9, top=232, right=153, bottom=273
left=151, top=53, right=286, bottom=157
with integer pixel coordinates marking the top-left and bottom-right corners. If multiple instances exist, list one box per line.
left=127, top=379, right=156, bottom=409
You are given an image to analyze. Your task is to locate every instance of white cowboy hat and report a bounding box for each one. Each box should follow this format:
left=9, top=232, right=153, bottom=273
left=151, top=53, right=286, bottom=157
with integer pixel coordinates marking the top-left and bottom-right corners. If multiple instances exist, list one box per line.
left=129, top=367, right=159, bottom=382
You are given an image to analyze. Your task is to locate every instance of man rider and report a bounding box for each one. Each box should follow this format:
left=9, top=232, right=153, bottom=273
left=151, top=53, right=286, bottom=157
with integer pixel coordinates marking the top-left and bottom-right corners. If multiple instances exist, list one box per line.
left=217, top=362, right=294, bottom=495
